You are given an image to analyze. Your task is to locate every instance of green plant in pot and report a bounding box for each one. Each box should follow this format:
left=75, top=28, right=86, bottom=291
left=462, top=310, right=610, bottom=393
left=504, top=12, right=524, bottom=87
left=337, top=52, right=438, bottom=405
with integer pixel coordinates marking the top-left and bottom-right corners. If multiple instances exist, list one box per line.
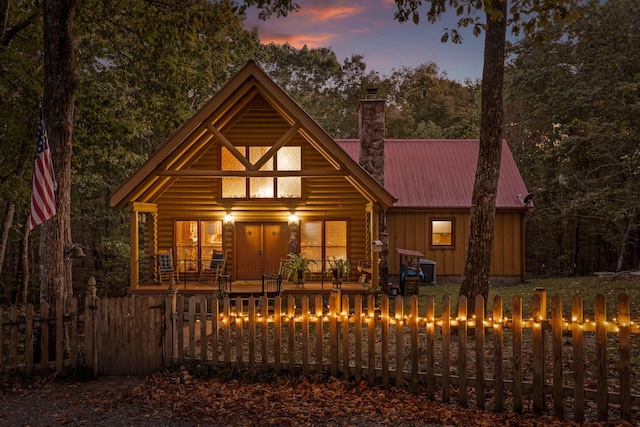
left=326, top=257, right=351, bottom=285
left=282, top=253, right=316, bottom=285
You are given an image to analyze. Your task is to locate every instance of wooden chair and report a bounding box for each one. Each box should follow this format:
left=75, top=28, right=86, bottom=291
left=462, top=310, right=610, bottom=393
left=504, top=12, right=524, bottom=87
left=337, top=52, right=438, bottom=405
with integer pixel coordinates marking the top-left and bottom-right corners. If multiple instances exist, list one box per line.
left=200, top=249, right=226, bottom=284
left=156, top=249, right=178, bottom=284
left=261, top=258, right=284, bottom=300
left=261, top=274, right=282, bottom=298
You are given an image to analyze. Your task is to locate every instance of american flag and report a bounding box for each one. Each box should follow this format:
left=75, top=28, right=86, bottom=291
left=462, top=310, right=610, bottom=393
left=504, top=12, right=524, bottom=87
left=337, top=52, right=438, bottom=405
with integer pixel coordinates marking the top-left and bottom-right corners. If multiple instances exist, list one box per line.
left=29, top=115, right=56, bottom=230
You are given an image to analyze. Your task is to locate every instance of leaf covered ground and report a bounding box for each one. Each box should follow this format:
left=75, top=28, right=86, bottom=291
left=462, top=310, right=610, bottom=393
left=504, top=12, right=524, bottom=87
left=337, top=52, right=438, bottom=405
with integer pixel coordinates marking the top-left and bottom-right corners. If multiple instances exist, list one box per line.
left=0, top=370, right=634, bottom=426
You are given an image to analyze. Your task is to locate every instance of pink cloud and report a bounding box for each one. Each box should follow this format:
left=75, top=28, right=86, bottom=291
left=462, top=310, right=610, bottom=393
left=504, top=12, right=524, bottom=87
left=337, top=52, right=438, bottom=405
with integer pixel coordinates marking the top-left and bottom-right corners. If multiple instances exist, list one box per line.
left=301, top=5, right=361, bottom=22
left=258, top=31, right=335, bottom=49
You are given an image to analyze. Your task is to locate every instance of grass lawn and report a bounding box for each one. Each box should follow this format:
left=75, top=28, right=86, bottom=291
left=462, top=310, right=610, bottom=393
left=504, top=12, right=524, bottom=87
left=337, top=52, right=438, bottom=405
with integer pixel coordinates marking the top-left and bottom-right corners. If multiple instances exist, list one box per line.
left=413, top=273, right=640, bottom=320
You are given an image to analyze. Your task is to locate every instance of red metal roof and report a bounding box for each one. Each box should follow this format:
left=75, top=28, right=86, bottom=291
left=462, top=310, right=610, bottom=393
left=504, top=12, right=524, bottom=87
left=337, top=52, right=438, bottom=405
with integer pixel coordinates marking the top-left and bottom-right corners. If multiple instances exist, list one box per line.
left=335, top=139, right=529, bottom=209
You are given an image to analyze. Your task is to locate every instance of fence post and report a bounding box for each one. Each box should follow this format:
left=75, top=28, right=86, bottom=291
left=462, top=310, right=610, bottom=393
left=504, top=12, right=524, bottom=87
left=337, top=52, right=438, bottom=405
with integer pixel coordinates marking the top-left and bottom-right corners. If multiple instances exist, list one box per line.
left=260, top=296, right=268, bottom=370
left=163, top=288, right=177, bottom=368
left=381, top=295, right=390, bottom=388
left=236, top=296, right=244, bottom=370
left=551, top=295, right=564, bottom=419
left=25, top=304, right=34, bottom=374
left=441, top=294, right=451, bottom=403
left=354, top=294, right=363, bottom=383
left=493, top=295, right=504, bottom=413
left=534, top=287, right=547, bottom=319
left=512, top=295, right=523, bottom=414
left=288, top=295, right=296, bottom=373
left=457, top=296, right=468, bottom=407
left=595, top=294, right=608, bottom=422
left=85, top=277, right=98, bottom=376
left=618, top=293, right=631, bottom=421
left=367, top=294, right=376, bottom=385
left=341, top=294, right=350, bottom=379
left=248, top=296, right=256, bottom=368
left=329, top=291, right=338, bottom=377
left=475, top=295, right=485, bottom=410
left=425, top=295, right=435, bottom=399
left=315, top=295, right=325, bottom=375
left=410, top=295, right=419, bottom=393
left=571, top=294, right=584, bottom=422
left=532, top=293, right=545, bottom=413
left=301, top=296, right=310, bottom=375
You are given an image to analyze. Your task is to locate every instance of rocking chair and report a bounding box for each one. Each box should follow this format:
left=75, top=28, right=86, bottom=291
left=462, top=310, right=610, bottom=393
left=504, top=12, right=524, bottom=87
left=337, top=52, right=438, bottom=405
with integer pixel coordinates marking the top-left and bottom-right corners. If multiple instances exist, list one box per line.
left=157, top=249, right=178, bottom=284
left=200, top=249, right=227, bottom=285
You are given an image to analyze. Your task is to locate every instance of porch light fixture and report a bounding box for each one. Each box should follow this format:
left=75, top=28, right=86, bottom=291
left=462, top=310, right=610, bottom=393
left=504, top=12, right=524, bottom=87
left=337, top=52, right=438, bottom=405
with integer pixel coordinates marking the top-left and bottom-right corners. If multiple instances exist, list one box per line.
left=64, top=244, right=86, bottom=259
left=224, top=214, right=233, bottom=223
left=289, top=213, right=299, bottom=223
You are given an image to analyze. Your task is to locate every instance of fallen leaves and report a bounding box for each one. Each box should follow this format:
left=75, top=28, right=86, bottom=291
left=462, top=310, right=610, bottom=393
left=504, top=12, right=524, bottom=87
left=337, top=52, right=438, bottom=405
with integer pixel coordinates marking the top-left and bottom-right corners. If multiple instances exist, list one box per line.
left=0, top=370, right=636, bottom=426
left=128, top=370, right=632, bottom=426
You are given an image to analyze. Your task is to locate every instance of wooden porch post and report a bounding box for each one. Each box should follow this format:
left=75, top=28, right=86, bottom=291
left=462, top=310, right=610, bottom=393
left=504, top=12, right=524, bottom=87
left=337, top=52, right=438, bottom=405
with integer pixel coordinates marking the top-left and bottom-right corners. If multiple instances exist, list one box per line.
left=368, top=204, right=380, bottom=288
left=128, top=202, right=158, bottom=289
left=129, top=207, right=139, bottom=289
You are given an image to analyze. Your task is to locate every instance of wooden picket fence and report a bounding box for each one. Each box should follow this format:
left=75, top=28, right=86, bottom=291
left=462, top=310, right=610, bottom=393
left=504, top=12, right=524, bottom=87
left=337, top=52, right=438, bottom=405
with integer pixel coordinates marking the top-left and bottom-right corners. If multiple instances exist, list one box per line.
left=0, top=289, right=638, bottom=423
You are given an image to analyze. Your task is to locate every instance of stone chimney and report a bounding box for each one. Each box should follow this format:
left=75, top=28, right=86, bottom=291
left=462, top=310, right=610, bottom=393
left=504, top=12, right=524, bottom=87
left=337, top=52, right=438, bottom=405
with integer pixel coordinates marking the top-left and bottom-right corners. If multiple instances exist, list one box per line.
left=358, top=88, right=385, bottom=186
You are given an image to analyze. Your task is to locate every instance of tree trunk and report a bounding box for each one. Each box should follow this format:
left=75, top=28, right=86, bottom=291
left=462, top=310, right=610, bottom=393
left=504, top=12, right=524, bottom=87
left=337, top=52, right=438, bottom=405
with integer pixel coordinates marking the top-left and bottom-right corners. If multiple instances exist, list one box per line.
left=0, top=146, right=30, bottom=278
left=616, top=208, right=638, bottom=273
left=0, top=0, right=9, bottom=42
left=41, top=0, right=77, bottom=353
left=459, top=0, right=507, bottom=314
left=16, top=212, right=30, bottom=306
left=0, top=201, right=15, bottom=277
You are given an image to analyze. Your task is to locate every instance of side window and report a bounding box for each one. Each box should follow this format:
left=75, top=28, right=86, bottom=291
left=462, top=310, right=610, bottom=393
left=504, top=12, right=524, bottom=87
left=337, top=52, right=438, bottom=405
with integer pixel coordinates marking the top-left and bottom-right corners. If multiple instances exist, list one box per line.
left=431, top=219, right=454, bottom=248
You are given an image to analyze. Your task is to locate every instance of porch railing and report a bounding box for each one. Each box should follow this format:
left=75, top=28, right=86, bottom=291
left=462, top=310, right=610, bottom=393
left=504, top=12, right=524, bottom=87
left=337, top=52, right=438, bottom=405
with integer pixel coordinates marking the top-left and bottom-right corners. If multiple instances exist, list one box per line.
left=137, top=257, right=373, bottom=288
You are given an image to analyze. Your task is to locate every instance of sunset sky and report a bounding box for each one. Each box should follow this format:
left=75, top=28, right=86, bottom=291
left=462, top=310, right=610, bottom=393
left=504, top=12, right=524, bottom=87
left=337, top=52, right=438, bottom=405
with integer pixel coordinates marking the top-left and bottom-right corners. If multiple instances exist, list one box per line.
left=244, top=0, right=486, bottom=82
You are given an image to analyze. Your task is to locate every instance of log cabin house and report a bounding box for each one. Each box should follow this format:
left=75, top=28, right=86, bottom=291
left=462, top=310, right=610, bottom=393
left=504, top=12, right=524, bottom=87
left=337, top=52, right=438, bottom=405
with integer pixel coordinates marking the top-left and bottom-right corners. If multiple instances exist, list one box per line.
left=109, top=61, right=531, bottom=293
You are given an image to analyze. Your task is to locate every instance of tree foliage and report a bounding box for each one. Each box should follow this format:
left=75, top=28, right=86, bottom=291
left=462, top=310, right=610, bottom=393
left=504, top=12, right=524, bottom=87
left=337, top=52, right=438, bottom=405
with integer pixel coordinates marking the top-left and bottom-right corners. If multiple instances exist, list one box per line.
left=384, top=63, right=480, bottom=138
left=258, top=43, right=382, bottom=138
left=506, top=0, right=640, bottom=274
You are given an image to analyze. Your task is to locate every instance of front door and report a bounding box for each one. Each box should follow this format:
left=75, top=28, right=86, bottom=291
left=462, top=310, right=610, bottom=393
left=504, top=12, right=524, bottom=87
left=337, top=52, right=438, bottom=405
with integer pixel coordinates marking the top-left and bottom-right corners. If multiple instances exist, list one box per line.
left=235, top=222, right=289, bottom=280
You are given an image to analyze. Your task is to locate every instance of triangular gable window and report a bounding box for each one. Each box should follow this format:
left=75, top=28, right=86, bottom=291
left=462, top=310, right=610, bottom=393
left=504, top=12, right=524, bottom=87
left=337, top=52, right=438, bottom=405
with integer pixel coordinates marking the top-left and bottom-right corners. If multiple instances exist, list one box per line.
left=221, top=146, right=301, bottom=199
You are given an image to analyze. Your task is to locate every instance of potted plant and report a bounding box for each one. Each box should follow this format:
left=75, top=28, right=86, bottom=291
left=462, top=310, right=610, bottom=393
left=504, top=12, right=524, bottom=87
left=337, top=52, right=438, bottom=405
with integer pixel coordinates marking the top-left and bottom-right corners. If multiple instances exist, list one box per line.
left=326, top=257, right=351, bottom=285
left=282, top=252, right=316, bottom=285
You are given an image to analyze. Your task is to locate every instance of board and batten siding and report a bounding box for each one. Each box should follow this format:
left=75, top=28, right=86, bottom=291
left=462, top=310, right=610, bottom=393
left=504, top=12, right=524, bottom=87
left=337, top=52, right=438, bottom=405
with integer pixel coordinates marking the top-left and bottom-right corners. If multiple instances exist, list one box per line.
left=387, top=210, right=523, bottom=280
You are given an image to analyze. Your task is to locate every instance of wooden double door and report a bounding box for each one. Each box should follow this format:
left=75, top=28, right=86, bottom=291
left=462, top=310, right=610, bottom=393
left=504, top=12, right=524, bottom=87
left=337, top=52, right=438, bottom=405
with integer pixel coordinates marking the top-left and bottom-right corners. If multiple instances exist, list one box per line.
left=235, top=222, right=289, bottom=280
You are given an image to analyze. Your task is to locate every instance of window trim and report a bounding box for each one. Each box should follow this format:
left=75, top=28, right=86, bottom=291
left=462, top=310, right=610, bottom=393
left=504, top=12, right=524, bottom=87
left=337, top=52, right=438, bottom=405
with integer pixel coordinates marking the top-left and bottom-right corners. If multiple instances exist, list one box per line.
left=430, top=218, right=455, bottom=249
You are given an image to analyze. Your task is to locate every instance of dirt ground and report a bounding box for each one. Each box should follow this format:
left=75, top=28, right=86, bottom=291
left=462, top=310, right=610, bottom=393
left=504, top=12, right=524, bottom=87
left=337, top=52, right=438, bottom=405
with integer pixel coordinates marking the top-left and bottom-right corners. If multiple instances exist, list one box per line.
left=0, top=372, right=631, bottom=427
left=0, top=376, right=185, bottom=427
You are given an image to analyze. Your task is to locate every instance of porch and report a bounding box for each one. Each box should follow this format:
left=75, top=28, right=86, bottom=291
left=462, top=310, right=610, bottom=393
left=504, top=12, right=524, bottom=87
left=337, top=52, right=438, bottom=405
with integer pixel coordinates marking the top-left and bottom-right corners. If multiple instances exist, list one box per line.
left=135, top=254, right=374, bottom=299
left=127, top=279, right=369, bottom=299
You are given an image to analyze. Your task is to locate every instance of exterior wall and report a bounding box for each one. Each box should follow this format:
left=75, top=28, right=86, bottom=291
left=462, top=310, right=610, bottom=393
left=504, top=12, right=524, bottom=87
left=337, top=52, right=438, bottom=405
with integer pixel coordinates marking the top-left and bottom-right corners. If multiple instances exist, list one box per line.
left=386, top=209, right=524, bottom=281
left=153, top=101, right=370, bottom=276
